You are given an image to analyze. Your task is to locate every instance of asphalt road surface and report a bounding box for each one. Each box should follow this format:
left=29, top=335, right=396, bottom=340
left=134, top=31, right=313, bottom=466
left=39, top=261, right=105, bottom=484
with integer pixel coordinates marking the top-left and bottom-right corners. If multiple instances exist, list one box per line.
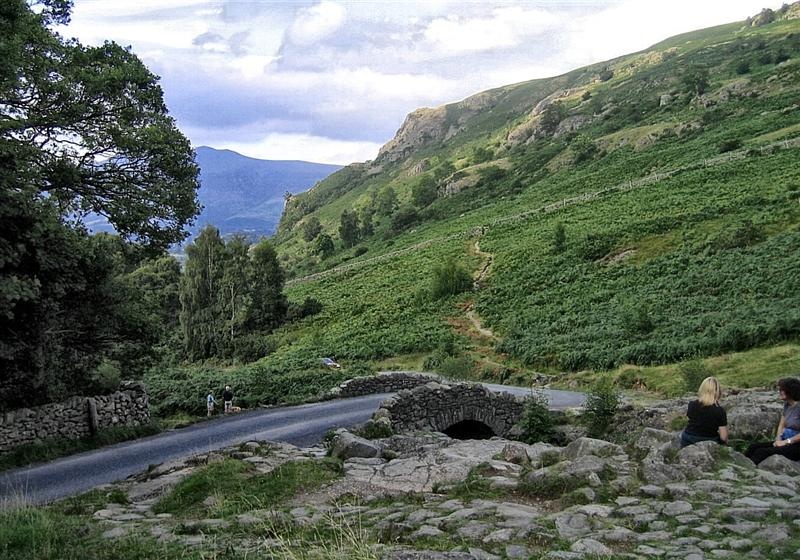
left=0, top=385, right=584, bottom=506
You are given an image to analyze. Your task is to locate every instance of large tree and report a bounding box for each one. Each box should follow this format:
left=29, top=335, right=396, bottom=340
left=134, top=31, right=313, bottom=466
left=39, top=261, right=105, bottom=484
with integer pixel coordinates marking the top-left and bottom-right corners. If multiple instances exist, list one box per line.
left=0, top=1, right=200, bottom=407
left=1, top=1, right=200, bottom=248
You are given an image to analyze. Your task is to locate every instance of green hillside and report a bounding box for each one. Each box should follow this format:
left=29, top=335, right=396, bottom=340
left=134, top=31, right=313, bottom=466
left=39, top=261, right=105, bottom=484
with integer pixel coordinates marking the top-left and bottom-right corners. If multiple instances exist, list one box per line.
left=151, top=6, right=800, bottom=404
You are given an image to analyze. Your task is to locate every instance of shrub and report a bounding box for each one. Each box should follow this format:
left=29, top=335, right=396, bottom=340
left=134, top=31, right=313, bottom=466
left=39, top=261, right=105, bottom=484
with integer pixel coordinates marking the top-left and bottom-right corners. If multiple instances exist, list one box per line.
left=583, top=378, right=620, bottom=438
left=517, top=392, right=555, bottom=444
left=620, top=302, right=655, bottom=335
left=576, top=232, right=616, bottom=261
left=709, top=219, right=764, bottom=252
left=437, top=356, right=475, bottom=380
left=734, top=60, right=751, bottom=75
left=286, top=297, right=323, bottom=322
left=718, top=138, right=742, bottom=153
left=551, top=223, right=567, bottom=254
left=679, top=359, right=711, bottom=393
left=430, top=258, right=472, bottom=299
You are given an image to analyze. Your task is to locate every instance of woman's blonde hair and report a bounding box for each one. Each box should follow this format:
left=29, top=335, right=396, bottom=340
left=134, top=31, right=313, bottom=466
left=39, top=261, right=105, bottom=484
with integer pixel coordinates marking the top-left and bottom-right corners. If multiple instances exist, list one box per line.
left=697, top=376, right=722, bottom=406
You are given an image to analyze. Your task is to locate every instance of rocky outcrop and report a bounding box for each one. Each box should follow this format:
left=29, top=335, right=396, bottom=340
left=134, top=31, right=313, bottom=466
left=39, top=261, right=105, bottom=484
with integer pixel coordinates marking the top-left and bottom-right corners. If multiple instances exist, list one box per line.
left=377, top=93, right=497, bottom=164
left=553, top=114, right=592, bottom=137
left=0, top=381, right=150, bottom=453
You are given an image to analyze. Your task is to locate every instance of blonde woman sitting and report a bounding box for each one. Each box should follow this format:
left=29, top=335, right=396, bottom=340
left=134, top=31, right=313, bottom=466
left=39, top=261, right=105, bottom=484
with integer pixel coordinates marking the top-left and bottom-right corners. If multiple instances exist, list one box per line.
left=680, top=376, right=729, bottom=448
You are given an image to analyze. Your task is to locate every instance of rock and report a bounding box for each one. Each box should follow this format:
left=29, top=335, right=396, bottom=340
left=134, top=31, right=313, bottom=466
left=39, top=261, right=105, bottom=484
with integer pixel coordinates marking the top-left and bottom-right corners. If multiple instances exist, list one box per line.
left=641, top=461, right=686, bottom=485
left=467, top=549, right=500, bottom=560
left=554, top=511, right=592, bottom=538
left=499, top=443, right=530, bottom=466
left=635, top=428, right=679, bottom=453
left=382, top=552, right=475, bottom=560
left=101, top=527, right=129, bottom=539
left=659, top=94, right=674, bottom=106
left=677, top=441, right=718, bottom=470
left=331, top=431, right=383, bottom=460
left=727, top=409, right=776, bottom=439
left=505, top=545, right=532, bottom=559
left=662, top=501, right=693, bottom=515
left=412, top=525, right=444, bottom=538
left=570, top=538, right=612, bottom=555
left=757, top=454, right=800, bottom=476
left=482, top=527, right=515, bottom=543
left=563, top=437, right=624, bottom=460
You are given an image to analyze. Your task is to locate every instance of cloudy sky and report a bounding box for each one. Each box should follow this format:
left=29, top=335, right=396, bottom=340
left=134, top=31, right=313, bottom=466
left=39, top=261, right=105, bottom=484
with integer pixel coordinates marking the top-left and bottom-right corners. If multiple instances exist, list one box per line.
left=61, top=1, right=784, bottom=165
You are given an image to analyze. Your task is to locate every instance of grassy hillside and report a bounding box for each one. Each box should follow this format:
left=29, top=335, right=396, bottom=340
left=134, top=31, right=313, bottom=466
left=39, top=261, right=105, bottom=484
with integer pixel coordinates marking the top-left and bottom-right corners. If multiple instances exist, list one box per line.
left=149, top=7, right=800, bottom=409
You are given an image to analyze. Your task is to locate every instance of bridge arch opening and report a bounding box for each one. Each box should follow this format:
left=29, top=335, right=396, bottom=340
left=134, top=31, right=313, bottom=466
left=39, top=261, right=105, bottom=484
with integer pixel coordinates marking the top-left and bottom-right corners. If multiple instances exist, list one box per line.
left=443, top=419, right=495, bottom=440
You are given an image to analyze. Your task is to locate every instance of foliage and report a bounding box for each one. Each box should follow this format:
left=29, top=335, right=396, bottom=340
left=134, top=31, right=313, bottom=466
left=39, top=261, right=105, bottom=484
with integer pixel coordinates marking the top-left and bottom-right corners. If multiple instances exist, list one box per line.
left=437, top=355, right=475, bottom=380
left=516, top=392, right=555, bottom=444
left=430, top=258, right=472, bottom=300
left=179, top=228, right=287, bottom=362
left=390, top=204, right=419, bottom=233
left=552, top=222, right=567, bottom=254
left=583, top=378, right=620, bottom=438
left=411, top=176, right=438, bottom=208
left=376, top=186, right=398, bottom=216
left=302, top=216, right=322, bottom=242
left=314, top=233, right=335, bottom=259
left=682, top=65, right=710, bottom=95
left=679, top=359, right=712, bottom=394
left=539, top=103, right=566, bottom=135
left=0, top=1, right=199, bottom=408
left=339, top=209, right=360, bottom=248
left=570, top=134, right=598, bottom=163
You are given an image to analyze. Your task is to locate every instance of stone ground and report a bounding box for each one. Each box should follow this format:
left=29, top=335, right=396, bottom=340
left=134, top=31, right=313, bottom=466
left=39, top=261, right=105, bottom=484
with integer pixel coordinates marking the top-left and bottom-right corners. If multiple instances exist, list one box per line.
left=86, top=424, right=800, bottom=559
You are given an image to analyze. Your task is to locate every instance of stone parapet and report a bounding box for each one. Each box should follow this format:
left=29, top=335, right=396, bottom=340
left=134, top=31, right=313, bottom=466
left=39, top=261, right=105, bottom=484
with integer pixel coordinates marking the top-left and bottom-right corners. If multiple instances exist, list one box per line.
left=333, top=371, right=441, bottom=398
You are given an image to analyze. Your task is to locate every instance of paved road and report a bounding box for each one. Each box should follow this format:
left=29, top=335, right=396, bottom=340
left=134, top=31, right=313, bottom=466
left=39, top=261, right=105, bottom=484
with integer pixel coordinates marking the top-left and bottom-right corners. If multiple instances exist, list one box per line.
left=0, top=385, right=583, bottom=506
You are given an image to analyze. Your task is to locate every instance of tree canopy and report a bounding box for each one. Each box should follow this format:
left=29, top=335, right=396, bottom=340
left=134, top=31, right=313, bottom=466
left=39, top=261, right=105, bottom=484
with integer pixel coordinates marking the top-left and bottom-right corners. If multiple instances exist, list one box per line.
left=0, top=0, right=200, bottom=408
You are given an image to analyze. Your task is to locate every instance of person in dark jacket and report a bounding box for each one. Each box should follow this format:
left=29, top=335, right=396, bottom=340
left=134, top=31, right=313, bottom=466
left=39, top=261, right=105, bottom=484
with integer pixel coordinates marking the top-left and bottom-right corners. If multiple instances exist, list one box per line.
left=223, top=385, right=234, bottom=414
left=680, top=376, right=728, bottom=448
left=745, top=377, right=800, bottom=465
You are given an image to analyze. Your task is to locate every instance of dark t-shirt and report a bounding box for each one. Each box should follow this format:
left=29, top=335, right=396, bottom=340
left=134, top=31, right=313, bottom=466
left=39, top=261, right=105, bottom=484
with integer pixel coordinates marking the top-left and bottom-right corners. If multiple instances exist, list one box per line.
left=223, top=390, right=233, bottom=402
left=685, top=400, right=727, bottom=437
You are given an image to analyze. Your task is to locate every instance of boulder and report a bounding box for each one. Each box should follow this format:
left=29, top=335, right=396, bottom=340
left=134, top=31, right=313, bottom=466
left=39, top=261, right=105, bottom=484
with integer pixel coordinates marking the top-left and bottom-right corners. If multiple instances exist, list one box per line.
left=634, top=428, right=679, bottom=453
left=757, top=454, right=800, bottom=476
left=563, top=437, right=624, bottom=460
left=677, top=441, right=718, bottom=471
left=331, top=431, right=382, bottom=460
left=727, top=409, right=777, bottom=440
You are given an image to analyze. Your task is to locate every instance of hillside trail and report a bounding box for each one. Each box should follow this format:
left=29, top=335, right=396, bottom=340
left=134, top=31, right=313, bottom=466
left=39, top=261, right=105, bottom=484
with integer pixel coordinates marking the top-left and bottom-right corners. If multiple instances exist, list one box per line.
left=464, top=234, right=495, bottom=339
left=286, top=136, right=800, bottom=288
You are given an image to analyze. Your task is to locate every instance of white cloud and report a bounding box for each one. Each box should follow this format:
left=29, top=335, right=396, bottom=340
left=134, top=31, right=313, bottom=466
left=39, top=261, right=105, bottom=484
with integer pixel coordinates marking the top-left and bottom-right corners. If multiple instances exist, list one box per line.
left=204, top=132, right=382, bottom=165
left=424, top=6, right=560, bottom=54
left=64, top=0, right=790, bottom=166
left=287, top=1, right=346, bottom=46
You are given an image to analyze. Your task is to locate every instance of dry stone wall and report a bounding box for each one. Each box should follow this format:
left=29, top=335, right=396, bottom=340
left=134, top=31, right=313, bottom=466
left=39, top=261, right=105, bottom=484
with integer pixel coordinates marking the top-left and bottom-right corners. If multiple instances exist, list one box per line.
left=0, top=381, right=150, bottom=453
left=333, top=371, right=441, bottom=398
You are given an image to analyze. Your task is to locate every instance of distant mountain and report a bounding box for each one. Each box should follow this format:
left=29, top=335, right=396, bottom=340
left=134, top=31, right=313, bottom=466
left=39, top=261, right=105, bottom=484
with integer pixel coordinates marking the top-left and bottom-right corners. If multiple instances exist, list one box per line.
left=85, top=147, right=341, bottom=242
left=192, top=147, right=341, bottom=240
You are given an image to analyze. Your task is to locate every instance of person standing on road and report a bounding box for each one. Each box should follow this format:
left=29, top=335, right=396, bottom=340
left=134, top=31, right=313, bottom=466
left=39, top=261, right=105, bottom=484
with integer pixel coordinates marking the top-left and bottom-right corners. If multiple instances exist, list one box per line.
left=206, top=391, right=216, bottom=417
left=223, top=385, right=234, bottom=414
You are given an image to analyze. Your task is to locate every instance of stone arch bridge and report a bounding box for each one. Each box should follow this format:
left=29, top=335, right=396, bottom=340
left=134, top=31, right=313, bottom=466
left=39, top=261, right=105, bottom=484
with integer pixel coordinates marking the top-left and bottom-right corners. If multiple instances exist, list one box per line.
left=374, top=381, right=526, bottom=438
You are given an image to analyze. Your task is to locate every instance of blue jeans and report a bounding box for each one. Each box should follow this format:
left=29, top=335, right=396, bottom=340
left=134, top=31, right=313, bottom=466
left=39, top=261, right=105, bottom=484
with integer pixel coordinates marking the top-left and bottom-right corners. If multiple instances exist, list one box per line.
left=680, top=430, right=722, bottom=448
